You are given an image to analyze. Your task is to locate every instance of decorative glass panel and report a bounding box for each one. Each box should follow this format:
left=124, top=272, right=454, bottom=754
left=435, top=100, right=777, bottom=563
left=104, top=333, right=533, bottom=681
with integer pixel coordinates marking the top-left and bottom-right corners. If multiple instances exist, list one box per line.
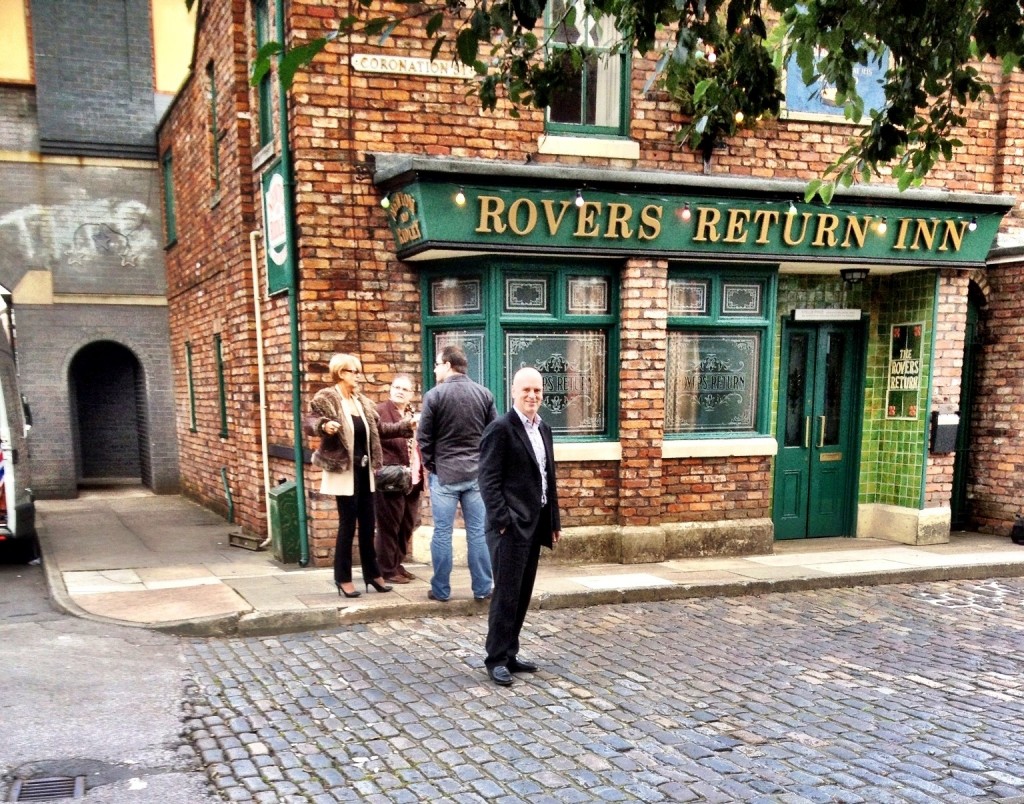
left=567, top=276, right=610, bottom=314
left=434, top=330, right=485, bottom=384
left=784, top=332, right=808, bottom=448
left=430, top=278, right=481, bottom=316
left=665, top=331, right=760, bottom=433
left=506, top=331, right=607, bottom=435
left=823, top=332, right=845, bottom=444
left=722, top=282, right=763, bottom=316
left=668, top=279, right=710, bottom=316
left=505, top=277, right=549, bottom=313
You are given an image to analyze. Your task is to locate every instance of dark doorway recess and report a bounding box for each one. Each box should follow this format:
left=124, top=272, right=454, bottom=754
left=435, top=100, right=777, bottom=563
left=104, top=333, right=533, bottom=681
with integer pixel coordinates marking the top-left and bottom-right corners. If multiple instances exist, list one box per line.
left=70, top=341, right=150, bottom=488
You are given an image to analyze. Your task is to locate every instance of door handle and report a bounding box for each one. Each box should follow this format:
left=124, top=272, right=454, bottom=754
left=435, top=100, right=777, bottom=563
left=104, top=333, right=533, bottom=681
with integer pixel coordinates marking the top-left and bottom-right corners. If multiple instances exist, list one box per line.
left=804, top=416, right=810, bottom=449
left=818, top=415, right=826, bottom=448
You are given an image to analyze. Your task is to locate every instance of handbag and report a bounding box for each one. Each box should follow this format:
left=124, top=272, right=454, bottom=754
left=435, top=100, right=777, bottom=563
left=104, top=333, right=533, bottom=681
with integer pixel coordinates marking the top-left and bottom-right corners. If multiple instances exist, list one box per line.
left=375, top=464, right=412, bottom=494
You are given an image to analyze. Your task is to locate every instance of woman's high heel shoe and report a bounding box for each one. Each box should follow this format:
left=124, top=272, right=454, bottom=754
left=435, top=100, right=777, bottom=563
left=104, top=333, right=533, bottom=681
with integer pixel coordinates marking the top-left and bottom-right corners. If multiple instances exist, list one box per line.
left=335, top=582, right=361, bottom=598
left=366, top=578, right=393, bottom=593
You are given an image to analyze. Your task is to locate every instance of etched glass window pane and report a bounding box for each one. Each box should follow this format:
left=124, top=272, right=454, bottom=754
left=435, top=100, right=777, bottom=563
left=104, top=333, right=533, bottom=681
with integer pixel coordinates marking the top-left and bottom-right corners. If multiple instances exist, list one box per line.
left=668, top=279, right=710, bottom=316
left=784, top=332, right=808, bottom=447
left=434, top=330, right=485, bottom=384
left=506, top=330, right=607, bottom=435
left=505, top=277, right=549, bottom=313
left=430, top=278, right=482, bottom=316
left=665, top=331, right=760, bottom=433
left=567, top=276, right=610, bottom=314
left=722, top=282, right=763, bottom=316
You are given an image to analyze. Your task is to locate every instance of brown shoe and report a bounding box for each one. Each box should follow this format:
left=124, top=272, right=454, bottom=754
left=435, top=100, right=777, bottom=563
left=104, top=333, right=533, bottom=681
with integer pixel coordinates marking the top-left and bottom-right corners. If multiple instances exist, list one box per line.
left=399, top=567, right=417, bottom=580
left=384, top=574, right=410, bottom=584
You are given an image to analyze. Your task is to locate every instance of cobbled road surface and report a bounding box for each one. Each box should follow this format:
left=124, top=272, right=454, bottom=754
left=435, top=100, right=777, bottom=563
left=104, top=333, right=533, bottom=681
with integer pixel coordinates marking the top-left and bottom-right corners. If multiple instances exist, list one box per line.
left=184, top=579, right=1024, bottom=803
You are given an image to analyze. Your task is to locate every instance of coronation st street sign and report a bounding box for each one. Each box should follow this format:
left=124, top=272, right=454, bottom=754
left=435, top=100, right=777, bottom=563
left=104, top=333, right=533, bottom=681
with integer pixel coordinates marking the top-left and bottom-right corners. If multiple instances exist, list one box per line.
left=383, top=183, right=1003, bottom=265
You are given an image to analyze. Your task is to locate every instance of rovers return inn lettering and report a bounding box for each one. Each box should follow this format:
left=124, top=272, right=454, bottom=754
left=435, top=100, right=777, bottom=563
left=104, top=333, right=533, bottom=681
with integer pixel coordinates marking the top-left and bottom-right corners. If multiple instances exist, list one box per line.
left=383, top=184, right=997, bottom=265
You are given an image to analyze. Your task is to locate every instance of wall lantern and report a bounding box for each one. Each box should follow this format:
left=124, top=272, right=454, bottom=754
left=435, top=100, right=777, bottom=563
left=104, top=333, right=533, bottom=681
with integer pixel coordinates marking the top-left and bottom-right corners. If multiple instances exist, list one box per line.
left=840, top=268, right=870, bottom=285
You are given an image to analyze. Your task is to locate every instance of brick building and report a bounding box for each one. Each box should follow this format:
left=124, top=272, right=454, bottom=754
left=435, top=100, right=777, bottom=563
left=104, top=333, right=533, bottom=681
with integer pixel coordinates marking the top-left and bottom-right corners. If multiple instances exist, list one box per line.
left=0, top=0, right=194, bottom=498
left=159, top=0, right=1024, bottom=569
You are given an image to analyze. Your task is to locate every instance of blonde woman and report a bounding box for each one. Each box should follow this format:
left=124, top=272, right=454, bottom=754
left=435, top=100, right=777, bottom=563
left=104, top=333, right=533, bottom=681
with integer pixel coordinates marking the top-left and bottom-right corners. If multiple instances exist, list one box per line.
left=304, top=354, right=393, bottom=597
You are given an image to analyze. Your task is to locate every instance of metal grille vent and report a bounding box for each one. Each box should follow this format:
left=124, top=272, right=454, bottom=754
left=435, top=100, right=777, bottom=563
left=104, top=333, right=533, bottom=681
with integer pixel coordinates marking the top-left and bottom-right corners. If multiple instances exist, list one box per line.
left=9, top=776, right=85, bottom=801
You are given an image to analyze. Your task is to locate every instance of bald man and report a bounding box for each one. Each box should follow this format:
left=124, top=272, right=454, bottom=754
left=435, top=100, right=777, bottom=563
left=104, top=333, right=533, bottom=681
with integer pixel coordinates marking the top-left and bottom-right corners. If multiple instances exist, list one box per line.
left=478, top=367, right=561, bottom=687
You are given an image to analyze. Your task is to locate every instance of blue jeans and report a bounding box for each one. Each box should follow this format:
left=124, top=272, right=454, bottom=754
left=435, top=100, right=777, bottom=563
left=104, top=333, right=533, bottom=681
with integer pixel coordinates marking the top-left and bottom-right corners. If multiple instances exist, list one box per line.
left=428, top=476, right=492, bottom=600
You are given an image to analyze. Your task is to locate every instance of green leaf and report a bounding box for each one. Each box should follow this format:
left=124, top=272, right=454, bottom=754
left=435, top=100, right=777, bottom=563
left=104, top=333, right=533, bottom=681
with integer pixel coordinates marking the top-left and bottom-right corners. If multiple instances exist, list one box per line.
left=692, top=78, right=713, bottom=105
left=818, top=182, right=835, bottom=206
left=457, top=29, right=480, bottom=66
left=426, top=12, right=445, bottom=38
left=279, top=38, right=330, bottom=89
left=804, top=178, right=822, bottom=202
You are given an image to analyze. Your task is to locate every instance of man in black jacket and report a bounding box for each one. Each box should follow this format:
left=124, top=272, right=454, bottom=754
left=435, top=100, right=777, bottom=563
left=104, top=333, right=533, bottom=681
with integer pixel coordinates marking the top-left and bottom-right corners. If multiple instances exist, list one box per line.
left=417, top=345, right=497, bottom=602
left=478, top=366, right=561, bottom=686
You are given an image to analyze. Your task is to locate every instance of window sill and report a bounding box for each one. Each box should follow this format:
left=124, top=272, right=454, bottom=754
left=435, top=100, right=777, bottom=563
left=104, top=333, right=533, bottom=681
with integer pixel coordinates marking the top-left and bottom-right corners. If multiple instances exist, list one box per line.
left=538, top=135, right=640, bottom=160
left=553, top=441, right=623, bottom=462
left=661, top=437, right=777, bottom=459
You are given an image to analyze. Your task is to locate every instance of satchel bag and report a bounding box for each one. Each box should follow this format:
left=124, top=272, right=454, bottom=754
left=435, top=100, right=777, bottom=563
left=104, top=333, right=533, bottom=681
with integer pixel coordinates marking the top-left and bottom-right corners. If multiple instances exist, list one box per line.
left=375, top=464, right=412, bottom=494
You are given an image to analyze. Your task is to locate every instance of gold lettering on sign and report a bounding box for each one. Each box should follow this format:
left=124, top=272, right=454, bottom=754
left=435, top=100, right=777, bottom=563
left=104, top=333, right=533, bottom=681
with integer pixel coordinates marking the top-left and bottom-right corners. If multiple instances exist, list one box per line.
left=752, top=210, right=779, bottom=244
left=476, top=195, right=507, bottom=234
left=605, top=203, right=633, bottom=239
left=464, top=192, right=973, bottom=256
left=811, top=213, right=840, bottom=247
left=782, top=211, right=812, bottom=246
left=723, top=209, right=751, bottom=244
left=575, top=202, right=601, bottom=238
left=507, top=198, right=538, bottom=235
left=693, top=207, right=721, bottom=242
left=638, top=204, right=662, bottom=240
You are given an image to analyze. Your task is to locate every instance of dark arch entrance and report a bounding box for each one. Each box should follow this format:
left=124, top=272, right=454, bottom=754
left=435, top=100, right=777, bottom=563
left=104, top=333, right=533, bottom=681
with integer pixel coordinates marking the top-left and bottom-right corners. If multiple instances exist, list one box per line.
left=69, top=341, right=150, bottom=489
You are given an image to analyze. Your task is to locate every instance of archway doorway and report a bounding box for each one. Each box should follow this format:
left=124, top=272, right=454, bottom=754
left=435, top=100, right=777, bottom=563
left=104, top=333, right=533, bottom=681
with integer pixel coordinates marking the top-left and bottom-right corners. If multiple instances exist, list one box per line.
left=69, top=341, right=150, bottom=489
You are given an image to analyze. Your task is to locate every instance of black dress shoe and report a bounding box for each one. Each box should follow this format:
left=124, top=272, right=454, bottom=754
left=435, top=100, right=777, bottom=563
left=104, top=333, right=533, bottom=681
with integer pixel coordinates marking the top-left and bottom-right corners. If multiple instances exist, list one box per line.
left=488, top=665, right=514, bottom=686
left=508, top=657, right=538, bottom=673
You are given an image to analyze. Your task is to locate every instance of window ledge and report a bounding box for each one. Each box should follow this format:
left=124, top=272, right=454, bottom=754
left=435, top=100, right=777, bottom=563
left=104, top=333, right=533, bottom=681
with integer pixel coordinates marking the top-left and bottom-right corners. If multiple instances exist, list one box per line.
left=662, top=437, right=778, bottom=459
left=538, top=135, right=640, bottom=160
left=554, top=441, right=622, bottom=462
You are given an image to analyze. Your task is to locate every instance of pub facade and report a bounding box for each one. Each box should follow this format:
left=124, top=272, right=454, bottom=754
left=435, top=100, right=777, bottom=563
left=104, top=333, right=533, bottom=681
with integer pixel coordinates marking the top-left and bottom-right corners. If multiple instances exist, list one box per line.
left=158, top=0, right=1024, bottom=567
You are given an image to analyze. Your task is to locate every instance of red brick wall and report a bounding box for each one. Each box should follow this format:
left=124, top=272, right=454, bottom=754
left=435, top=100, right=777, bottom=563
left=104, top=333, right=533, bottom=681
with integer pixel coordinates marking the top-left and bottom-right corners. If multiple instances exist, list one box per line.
left=924, top=272, right=968, bottom=507
left=663, top=457, right=773, bottom=520
left=971, top=263, right=1024, bottom=533
left=161, top=0, right=1024, bottom=560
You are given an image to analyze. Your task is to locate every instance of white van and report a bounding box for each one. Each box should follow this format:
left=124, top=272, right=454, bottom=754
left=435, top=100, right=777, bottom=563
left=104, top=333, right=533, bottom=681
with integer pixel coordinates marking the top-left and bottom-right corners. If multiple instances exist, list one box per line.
left=0, top=322, right=35, bottom=562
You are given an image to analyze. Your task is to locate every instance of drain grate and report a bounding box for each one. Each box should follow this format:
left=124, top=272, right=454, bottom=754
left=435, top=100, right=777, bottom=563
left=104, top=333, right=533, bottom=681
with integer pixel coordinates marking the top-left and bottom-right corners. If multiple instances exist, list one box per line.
left=9, top=776, right=85, bottom=801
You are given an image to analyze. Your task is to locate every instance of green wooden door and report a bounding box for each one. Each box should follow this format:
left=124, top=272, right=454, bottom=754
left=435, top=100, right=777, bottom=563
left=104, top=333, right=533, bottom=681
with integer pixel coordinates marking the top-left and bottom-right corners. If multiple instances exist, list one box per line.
left=774, top=322, right=862, bottom=539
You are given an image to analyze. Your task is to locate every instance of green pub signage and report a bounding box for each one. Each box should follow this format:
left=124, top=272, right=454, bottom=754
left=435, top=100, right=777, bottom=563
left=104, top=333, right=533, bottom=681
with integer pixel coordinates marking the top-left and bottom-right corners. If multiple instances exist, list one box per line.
left=384, top=182, right=1002, bottom=267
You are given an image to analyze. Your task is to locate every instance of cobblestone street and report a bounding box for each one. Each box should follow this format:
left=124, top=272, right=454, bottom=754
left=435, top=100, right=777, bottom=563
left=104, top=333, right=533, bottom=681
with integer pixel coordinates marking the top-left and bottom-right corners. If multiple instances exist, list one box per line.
left=184, top=579, right=1024, bottom=802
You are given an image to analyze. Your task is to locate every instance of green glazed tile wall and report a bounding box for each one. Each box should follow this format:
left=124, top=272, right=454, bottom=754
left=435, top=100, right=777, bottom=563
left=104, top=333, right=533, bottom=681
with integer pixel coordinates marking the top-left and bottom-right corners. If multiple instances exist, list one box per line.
left=861, top=271, right=934, bottom=509
left=773, top=272, right=935, bottom=514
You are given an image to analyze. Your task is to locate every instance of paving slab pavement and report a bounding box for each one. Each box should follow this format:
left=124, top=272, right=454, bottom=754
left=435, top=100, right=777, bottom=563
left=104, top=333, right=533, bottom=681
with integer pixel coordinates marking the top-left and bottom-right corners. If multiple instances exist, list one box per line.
left=34, top=488, right=1024, bottom=637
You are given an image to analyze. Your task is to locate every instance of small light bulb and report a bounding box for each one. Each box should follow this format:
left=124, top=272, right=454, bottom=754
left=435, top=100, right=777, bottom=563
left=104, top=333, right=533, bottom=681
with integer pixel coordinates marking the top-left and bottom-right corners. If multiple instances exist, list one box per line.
left=575, top=189, right=585, bottom=208
left=734, top=111, right=744, bottom=124
left=788, top=200, right=798, bottom=215
left=968, top=216, right=978, bottom=232
left=707, top=50, right=717, bottom=64
left=876, top=216, right=888, bottom=235
left=455, top=187, right=466, bottom=206
left=380, top=196, right=391, bottom=210
left=679, top=203, right=692, bottom=222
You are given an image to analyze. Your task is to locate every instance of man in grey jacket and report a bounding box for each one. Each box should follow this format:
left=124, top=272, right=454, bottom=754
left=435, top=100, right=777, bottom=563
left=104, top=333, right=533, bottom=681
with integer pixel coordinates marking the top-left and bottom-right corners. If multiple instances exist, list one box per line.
left=416, top=344, right=497, bottom=602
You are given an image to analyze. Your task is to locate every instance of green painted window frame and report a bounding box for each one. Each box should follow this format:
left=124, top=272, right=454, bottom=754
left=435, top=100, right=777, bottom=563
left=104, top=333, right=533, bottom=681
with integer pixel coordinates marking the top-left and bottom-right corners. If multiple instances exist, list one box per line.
left=421, top=261, right=619, bottom=440
left=253, top=0, right=273, bottom=149
left=665, top=266, right=777, bottom=438
left=161, top=150, right=177, bottom=246
left=215, top=334, right=228, bottom=438
left=544, top=1, right=630, bottom=137
left=206, top=61, right=220, bottom=197
left=185, top=341, right=197, bottom=432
